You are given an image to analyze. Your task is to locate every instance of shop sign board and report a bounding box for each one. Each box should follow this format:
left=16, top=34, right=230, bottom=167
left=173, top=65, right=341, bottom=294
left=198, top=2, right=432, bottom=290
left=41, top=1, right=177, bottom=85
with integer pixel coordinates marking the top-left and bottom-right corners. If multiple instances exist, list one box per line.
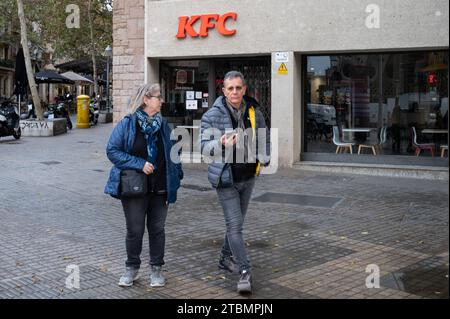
left=176, top=12, right=237, bottom=38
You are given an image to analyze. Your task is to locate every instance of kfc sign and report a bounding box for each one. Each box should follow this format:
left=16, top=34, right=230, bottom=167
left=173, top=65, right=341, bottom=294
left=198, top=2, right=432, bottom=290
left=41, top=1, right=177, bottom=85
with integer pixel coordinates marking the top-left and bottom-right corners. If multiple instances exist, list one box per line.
left=176, top=12, right=237, bottom=39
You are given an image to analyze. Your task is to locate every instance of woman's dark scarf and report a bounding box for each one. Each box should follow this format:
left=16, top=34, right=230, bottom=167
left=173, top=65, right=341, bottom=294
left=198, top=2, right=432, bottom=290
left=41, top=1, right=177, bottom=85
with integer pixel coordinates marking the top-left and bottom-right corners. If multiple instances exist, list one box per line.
left=136, top=108, right=162, bottom=170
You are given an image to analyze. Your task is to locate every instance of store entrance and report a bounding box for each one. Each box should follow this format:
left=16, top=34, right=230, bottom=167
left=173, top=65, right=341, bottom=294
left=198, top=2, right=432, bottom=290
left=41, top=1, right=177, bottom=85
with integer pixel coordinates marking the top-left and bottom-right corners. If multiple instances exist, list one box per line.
left=159, top=56, right=271, bottom=128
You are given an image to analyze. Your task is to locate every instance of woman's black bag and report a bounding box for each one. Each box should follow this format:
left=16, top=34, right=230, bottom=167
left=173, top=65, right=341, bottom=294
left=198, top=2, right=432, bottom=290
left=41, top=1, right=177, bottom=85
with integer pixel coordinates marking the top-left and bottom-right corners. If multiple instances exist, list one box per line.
left=120, top=170, right=148, bottom=197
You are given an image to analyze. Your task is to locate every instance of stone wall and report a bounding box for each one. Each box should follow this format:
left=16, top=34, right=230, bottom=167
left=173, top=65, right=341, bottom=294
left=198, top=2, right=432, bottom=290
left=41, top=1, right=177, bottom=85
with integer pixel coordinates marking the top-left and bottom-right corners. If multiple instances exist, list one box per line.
left=112, top=0, right=146, bottom=123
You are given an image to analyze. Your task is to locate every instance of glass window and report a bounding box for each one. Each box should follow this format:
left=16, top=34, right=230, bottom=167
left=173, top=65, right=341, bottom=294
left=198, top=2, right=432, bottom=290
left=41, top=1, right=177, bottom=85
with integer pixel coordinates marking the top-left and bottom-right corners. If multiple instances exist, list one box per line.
left=160, top=60, right=209, bottom=126
left=304, top=51, right=449, bottom=158
left=160, top=57, right=271, bottom=127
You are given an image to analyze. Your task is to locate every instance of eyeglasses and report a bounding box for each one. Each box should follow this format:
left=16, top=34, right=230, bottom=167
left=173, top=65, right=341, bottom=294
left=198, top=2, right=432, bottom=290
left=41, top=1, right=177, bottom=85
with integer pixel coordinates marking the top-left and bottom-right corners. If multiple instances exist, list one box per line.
left=147, top=94, right=163, bottom=101
left=225, top=86, right=244, bottom=92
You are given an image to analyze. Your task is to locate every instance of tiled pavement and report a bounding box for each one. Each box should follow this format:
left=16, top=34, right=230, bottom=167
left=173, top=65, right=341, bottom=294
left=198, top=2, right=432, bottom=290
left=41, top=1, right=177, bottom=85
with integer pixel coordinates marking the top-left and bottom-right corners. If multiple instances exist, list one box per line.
left=0, top=121, right=448, bottom=299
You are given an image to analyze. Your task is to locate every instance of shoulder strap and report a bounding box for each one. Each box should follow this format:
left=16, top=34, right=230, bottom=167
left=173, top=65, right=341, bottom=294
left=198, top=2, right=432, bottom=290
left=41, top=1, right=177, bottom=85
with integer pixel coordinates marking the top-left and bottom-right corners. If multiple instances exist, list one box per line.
left=248, top=106, right=261, bottom=176
left=248, top=106, right=256, bottom=138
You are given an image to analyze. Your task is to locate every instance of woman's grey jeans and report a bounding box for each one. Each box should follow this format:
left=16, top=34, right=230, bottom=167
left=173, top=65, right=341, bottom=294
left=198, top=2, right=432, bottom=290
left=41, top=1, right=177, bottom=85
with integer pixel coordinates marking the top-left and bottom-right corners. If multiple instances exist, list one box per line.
left=121, top=194, right=168, bottom=269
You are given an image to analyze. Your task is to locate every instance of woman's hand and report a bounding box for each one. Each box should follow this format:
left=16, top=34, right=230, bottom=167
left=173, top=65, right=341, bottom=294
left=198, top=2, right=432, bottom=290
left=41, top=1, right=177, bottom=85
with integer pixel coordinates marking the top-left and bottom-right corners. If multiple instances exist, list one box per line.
left=142, top=162, right=154, bottom=175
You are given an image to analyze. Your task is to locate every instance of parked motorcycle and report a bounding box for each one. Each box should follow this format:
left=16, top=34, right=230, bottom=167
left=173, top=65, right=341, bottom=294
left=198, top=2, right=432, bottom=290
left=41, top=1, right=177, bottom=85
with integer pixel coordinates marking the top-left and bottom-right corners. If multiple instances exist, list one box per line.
left=0, top=99, right=21, bottom=139
left=20, top=101, right=36, bottom=120
left=89, top=100, right=99, bottom=126
left=44, top=102, right=73, bottom=130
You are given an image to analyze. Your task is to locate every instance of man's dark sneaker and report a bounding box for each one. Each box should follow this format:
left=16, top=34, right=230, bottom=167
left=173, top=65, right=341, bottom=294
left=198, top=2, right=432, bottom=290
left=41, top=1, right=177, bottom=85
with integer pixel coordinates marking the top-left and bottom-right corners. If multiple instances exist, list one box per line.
left=118, top=267, right=139, bottom=287
left=218, top=254, right=237, bottom=273
left=237, top=270, right=252, bottom=294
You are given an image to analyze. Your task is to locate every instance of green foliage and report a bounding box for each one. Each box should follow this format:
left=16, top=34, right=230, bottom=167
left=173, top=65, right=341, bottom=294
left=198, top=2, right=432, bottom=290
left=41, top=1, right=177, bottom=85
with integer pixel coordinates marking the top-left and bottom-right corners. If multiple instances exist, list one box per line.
left=0, top=0, right=112, bottom=61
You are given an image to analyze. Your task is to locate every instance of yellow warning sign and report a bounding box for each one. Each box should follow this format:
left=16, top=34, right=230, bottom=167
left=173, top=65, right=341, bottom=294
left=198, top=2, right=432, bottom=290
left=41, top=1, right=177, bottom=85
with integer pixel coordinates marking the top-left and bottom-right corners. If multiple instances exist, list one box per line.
left=278, top=63, right=288, bottom=75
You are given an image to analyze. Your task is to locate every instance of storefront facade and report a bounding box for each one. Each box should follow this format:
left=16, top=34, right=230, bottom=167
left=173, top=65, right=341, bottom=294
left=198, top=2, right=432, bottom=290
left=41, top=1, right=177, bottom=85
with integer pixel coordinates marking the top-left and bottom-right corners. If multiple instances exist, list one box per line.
left=114, top=0, right=449, bottom=169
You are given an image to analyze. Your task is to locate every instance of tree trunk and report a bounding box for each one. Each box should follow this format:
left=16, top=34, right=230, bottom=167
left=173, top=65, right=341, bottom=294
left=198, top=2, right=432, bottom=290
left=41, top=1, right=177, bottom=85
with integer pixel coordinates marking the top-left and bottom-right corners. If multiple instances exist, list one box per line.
left=88, top=0, right=99, bottom=102
left=16, top=0, right=43, bottom=120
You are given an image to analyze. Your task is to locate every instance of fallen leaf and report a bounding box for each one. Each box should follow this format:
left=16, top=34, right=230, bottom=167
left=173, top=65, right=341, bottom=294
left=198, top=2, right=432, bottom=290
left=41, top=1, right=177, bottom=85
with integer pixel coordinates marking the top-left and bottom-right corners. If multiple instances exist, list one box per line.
left=201, top=276, right=213, bottom=281
left=418, top=241, right=424, bottom=244
left=340, top=236, right=347, bottom=240
left=272, top=269, right=280, bottom=273
left=361, top=231, right=369, bottom=235
left=304, top=233, right=310, bottom=237
left=218, top=275, right=226, bottom=280
left=99, top=265, right=108, bottom=272
left=245, top=241, right=250, bottom=247
left=32, top=275, right=40, bottom=284
left=314, top=281, right=321, bottom=285
left=262, top=231, right=269, bottom=234
left=63, top=256, right=73, bottom=260
left=16, top=261, right=23, bottom=267
left=274, top=244, right=280, bottom=247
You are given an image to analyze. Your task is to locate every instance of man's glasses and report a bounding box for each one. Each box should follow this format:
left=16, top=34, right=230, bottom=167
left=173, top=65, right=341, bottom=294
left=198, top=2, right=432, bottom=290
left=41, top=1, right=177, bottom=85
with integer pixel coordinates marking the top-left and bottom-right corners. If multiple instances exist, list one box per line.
left=225, top=86, right=243, bottom=92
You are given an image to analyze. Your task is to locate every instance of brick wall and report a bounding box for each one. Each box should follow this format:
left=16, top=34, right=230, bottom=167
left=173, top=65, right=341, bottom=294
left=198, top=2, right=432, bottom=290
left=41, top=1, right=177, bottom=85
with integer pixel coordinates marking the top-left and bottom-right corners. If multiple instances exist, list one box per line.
left=112, top=0, right=145, bottom=123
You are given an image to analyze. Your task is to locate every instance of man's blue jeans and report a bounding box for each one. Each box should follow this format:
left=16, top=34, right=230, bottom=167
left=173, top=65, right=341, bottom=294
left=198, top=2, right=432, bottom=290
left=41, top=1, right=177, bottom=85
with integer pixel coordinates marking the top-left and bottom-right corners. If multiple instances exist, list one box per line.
left=216, top=178, right=255, bottom=273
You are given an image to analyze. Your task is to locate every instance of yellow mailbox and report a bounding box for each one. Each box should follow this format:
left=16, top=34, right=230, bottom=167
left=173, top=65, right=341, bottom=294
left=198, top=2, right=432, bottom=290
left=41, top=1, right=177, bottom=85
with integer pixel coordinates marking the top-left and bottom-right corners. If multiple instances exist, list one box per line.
left=76, top=95, right=90, bottom=128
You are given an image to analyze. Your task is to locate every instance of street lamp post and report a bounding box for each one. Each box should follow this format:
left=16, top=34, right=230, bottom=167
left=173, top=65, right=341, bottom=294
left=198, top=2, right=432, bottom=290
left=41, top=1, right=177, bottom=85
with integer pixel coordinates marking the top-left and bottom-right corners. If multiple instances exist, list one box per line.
left=103, top=45, right=112, bottom=112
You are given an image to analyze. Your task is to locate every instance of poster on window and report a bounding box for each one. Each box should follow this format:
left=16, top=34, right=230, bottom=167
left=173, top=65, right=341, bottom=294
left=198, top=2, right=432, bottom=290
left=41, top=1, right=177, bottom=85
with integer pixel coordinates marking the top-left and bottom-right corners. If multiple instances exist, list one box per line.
left=186, top=100, right=198, bottom=110
left=186, top=91, right=195, bottom=100
left=195, top=91, right=202, bottom=99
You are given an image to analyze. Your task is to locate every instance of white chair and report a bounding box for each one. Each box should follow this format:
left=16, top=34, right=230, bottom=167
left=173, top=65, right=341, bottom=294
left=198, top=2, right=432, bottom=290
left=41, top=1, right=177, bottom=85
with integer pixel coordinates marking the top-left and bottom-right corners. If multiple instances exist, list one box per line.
left=357, top=127, right=386, bottom=155
left=440, top=145, right=448, bottom=157
left=411, top=127, right=435, bottom=157
left=333, top=126, right=354, bottom=154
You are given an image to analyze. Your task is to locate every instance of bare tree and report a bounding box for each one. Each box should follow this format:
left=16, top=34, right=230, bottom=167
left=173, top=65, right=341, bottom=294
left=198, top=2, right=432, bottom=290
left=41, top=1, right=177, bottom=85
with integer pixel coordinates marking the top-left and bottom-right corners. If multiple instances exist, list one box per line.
left=88, top=0, right=99, bottom=99
left=16, top=0, right=43, bottom=119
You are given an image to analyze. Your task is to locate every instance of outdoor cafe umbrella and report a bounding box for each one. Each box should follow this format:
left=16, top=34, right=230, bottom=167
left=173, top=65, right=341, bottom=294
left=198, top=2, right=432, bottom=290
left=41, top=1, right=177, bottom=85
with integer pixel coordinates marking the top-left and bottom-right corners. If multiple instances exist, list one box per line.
left=34, top=70, right=74, bottom=103
left=14, top=48, right=28, bottom=104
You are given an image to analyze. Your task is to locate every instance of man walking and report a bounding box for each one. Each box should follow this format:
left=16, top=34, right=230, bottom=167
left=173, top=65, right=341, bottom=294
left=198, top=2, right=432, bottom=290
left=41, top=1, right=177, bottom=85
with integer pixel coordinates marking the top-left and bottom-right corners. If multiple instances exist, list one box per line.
left=200, top=71, right=270, bottom=294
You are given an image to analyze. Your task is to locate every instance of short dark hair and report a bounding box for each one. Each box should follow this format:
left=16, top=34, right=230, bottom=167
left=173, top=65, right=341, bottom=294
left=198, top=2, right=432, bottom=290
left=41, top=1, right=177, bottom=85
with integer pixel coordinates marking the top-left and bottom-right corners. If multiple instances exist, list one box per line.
left=223, top=70, right=246, bottom=86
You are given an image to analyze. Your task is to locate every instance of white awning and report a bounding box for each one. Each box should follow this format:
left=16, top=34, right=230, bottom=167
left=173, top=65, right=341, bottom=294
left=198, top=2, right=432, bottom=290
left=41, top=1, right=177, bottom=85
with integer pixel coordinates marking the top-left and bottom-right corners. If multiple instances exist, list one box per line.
left=61, top=71, right=93, bottom=83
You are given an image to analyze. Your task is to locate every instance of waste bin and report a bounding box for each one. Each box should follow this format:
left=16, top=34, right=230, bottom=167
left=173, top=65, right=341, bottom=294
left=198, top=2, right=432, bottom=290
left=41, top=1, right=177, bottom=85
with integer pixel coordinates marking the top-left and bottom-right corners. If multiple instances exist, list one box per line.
left=76, top=95, right=90, bottom=129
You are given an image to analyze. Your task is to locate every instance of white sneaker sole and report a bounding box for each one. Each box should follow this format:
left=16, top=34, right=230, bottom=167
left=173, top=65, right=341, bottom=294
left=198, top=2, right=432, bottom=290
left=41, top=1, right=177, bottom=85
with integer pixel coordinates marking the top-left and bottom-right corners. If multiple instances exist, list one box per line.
left=118, top=274, right=140, bottom=287
left=150, top=281, right=166, bottom=287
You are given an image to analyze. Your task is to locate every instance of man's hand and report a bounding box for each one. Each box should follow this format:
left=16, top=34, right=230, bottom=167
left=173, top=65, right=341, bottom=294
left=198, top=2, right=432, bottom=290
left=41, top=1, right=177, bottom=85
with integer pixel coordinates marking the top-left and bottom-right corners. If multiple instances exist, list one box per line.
left=220, top=133, right=237, bottom=147
left=142, top=162, right=154, bottom=175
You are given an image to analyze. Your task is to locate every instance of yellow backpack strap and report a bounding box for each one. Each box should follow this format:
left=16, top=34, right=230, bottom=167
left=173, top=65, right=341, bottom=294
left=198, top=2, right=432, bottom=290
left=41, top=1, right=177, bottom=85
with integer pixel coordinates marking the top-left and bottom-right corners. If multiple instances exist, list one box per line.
left=249, top=106, right=256, bottom=138
left=248, top=106, right=261, bottom=176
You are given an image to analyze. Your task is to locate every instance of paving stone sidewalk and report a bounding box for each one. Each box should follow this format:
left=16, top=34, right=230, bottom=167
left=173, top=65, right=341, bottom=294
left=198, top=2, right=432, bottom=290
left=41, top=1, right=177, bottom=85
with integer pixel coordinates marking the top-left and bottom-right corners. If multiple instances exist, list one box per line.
left=0, top=122, right=448, bottom=299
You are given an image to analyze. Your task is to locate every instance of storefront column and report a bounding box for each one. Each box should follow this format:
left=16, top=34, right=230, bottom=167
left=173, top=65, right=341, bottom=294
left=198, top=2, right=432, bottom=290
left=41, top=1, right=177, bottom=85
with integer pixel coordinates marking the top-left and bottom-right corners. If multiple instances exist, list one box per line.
left=146, top=58, right=160, bottom=84
left=271, top=52, right=302, bottom=168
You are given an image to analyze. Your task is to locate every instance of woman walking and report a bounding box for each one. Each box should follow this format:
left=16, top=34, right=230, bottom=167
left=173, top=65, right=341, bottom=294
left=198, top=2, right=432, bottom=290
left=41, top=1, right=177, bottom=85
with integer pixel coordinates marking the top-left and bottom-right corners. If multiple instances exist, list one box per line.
left=104, top=83, right=183, bottom=287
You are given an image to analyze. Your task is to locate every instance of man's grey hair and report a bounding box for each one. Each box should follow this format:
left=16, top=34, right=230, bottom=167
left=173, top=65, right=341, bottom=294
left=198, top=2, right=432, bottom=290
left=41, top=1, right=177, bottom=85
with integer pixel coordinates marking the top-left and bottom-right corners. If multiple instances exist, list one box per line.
left=223, top=70, right=246, bottom=86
